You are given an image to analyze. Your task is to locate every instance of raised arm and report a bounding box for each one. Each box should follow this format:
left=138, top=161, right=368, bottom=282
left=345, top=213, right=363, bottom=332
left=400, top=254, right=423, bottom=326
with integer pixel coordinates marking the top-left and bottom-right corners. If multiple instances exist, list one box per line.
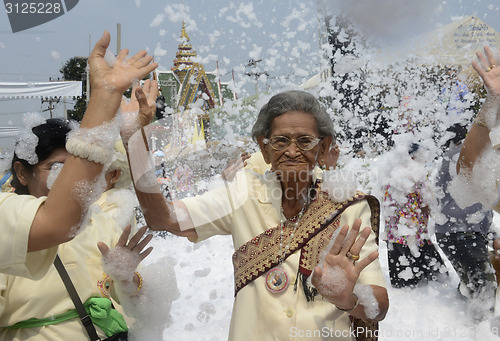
left=458, top=46, right=500, bottom=174
left=28, top=31, right=158, bottom=251
left=120, top=81, right=197, bottom=238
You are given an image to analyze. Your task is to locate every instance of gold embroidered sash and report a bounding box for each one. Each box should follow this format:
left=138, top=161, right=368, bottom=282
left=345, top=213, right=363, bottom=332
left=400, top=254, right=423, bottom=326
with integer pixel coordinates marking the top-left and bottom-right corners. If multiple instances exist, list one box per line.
left=232, top=191, right=380, bottom=296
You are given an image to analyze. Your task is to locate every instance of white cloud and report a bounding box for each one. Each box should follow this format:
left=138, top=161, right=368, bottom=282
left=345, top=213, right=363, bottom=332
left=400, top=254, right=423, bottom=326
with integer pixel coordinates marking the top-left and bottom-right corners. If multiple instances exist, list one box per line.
left=248, top=44, right=262, bottom=60
left=226, top=3, right=263, bottom=29
left=150, top=13, right=165, bottom=27
left=154, top=43, right=167, bottom=57
left=50, top=50, right=61, bottom=60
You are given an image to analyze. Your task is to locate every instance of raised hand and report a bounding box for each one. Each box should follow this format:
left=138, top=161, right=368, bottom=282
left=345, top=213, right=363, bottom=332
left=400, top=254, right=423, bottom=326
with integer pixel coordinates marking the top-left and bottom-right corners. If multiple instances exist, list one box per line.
left=119, top=79, right=159, bottom=135
left=221, top=152, right=250, bottom=181
left=311, top=219, right=378, bottom=310
left=88, top=31, right=158, bottom=96
left=97, top=225, right=153, bottom=293
left=472, top=46, right=500, bottom=97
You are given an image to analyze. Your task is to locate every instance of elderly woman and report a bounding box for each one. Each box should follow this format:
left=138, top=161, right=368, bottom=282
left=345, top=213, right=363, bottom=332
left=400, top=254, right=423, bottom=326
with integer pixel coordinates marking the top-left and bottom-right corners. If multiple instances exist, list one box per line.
left=129, top=90, right=388, bottom=341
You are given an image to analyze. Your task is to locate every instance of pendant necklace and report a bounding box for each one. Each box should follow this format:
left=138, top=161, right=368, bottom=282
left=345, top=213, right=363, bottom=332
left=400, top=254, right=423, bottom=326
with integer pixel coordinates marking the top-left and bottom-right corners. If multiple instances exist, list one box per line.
left=265, top=198, right=309, bottom=294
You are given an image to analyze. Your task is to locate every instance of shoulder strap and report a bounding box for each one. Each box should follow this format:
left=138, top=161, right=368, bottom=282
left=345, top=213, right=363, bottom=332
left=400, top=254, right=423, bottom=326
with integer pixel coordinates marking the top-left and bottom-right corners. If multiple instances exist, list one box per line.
left=53, top=255, right=101, bottom=341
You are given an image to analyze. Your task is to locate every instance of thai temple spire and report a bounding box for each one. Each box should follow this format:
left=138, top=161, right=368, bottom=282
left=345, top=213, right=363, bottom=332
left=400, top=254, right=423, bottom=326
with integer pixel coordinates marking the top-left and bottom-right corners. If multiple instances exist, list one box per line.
left=172, top=22, right=197, bottom=84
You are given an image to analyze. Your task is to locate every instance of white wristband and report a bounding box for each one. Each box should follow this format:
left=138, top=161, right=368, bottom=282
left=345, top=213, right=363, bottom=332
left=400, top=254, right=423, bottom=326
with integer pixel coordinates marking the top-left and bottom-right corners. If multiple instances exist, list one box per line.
left=66, top=121, right=119, bottom=164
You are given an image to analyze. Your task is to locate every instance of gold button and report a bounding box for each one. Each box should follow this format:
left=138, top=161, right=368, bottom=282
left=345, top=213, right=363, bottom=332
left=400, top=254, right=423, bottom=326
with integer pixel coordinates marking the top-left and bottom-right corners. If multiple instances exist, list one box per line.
left=286, top=307, right=294, bottom=317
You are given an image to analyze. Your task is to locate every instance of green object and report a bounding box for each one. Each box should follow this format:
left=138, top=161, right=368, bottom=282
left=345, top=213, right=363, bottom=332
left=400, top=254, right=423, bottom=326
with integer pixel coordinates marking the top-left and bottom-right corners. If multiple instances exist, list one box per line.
left=5, top=297, right=128, bottom=337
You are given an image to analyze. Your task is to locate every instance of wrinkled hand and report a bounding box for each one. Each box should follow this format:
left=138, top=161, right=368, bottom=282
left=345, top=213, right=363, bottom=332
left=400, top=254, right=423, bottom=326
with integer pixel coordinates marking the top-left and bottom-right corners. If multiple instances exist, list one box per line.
left=118, top=79, right=159, bottom=143
left=97, top=225, right=153, bottom=284
left=221, top=152, right=250, bottom=181
left=472, top=46, right=500, bottom=97
left=311, top=219, right=378, bottom=309
left=88, top=31, right=158, bottom=95
left=120, top=79, right=159, bottom=128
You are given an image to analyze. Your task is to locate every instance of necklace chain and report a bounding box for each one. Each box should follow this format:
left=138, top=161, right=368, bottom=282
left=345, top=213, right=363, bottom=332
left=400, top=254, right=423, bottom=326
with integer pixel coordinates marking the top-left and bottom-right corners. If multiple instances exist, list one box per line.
left=279, top=198, right=310, bottom=264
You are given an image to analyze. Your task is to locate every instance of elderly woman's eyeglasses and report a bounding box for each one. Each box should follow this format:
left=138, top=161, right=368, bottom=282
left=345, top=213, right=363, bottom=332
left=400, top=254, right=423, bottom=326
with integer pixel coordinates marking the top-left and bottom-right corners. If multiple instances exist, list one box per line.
left=263, top=136, right=321, bottom=151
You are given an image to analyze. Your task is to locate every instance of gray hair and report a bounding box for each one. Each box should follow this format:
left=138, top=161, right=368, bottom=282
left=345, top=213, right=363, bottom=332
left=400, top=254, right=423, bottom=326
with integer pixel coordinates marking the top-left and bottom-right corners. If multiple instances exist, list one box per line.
left=251, top=90, right=336, bottom=142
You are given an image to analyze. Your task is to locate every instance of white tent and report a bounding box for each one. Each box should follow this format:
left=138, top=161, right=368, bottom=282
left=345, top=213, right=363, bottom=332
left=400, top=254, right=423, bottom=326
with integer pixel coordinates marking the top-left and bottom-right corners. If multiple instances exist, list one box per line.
left=0, top=81, right=82, bottom=152
left=0, top=81, right=82, bottom=99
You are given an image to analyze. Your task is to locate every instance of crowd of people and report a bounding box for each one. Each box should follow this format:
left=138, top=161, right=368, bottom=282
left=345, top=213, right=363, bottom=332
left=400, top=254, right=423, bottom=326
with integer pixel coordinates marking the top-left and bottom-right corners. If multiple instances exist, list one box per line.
left=0, top=27, right=500, bottom=341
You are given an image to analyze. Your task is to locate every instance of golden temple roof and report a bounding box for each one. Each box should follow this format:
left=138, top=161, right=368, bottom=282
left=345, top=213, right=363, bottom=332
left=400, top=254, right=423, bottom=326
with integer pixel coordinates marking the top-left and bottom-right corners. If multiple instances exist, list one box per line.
left=172, top=21, right=198, bottom=82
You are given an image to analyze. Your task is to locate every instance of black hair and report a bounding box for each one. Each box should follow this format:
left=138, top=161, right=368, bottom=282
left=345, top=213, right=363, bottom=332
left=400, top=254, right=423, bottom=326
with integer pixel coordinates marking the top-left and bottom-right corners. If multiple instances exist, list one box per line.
left=444, top=123, right=468, bottom=149
left=10, top=118, right=72, bottom=195
left=408, top=142, right=420, bottom=155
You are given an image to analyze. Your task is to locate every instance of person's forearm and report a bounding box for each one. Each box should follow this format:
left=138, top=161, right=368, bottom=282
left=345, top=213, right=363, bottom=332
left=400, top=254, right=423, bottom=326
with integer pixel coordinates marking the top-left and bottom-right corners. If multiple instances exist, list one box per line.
left=80, top=90, right=122, bottom=128
left=458, top=123, right=491, bottom=174
left=346, top=285, right=389, bottom=322
left=28, top=92, right=124, bottom=251
left=458, top=95, right=500, bottom=174
left=123, top=141, right=197, bottom=237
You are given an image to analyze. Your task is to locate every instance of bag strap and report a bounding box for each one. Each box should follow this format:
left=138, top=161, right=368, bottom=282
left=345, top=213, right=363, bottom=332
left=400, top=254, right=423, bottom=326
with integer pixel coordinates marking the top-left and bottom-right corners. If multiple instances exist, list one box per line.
left=53, top=255, right=101, bottom=341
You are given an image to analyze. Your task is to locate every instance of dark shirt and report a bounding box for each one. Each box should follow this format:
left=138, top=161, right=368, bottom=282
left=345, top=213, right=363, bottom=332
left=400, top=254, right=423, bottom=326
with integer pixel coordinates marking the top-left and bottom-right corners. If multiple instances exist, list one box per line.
left=434, top=145, right=493, bottom=236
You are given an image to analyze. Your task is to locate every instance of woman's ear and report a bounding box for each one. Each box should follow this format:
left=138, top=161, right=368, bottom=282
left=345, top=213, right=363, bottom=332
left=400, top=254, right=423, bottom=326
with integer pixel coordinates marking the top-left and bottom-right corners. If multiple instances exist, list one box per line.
left=257, top=136, right=271, bottom=164
left=317, top=136, right=333, bottom=167
left=105, top=169, right=121, bottom=188
left=13, top=161, right=29, bottom=186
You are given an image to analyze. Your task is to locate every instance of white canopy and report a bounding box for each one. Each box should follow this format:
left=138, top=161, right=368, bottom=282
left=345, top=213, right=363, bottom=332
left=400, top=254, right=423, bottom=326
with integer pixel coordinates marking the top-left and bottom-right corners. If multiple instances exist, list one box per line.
left=0, top=81, right=82, bottom=99
left=0, top=81, right=80, bottom=151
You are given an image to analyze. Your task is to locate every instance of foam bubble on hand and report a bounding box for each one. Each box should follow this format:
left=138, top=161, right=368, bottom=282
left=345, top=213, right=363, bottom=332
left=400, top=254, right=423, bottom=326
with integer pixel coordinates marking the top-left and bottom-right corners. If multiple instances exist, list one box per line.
left=353, top=283, right=380, bottom=319
left=104, top=49, right=117, bottom=67
left=313, top=265, right=348, bottom=297
left=102, top=247, right=140, bottom=283
left=117, top=256, right=180, bottom=340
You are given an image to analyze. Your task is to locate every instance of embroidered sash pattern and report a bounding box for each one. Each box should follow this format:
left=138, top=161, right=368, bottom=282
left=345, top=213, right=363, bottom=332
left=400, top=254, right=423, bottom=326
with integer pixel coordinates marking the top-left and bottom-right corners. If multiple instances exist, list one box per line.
left=232, top=191, right=379, bottom=296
